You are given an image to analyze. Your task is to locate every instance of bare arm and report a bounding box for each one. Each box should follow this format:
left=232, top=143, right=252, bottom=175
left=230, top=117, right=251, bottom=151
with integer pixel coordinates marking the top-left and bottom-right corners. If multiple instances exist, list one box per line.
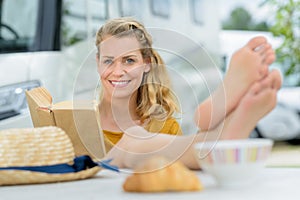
left=194, top=84, right=228, bottom=131
left=106, top=125, right=225, bottom=169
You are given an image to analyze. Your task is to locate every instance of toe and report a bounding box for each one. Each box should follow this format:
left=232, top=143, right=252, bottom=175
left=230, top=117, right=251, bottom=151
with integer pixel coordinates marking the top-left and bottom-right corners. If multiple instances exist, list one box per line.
left=270, top=69, right=282, bottom=89
left=255, top=43, right=271, bottom=54
left=246, top=36, right=267, bottom=50
left=259, top=64, right=269, bottom=79
left=249, top=82, right=262, bottom=95
left=263, top=48, right=276, bottom=64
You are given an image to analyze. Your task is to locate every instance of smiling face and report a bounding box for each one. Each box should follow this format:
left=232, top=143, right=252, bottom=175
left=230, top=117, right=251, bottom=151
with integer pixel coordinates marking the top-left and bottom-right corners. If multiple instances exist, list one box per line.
left=97, top=35, right=150, bottom=100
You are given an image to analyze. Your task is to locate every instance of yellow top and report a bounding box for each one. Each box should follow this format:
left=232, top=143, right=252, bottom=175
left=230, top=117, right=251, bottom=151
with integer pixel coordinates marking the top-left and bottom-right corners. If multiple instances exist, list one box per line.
left=103, top=117, right=182, bottom=151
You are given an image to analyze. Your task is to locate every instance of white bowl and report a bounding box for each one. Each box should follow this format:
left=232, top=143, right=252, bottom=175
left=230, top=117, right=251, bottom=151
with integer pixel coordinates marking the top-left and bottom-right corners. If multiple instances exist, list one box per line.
left=194, top=139, right=273, bottom=188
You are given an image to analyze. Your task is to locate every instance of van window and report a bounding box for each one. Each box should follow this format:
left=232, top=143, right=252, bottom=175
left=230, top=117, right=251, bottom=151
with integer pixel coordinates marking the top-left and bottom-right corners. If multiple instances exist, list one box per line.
left=90, top=0, right=108, bottom=20
left=0, top=0, right=39, bottom=53
left=62, top=0, right=88, bottom=47
left=191, top=0, right=205, bottom=25
left=120, top=0, right=144, bottom=19
left=62, top=0, right=108, bottom=47
left=151, top=0, right=170, bottom=18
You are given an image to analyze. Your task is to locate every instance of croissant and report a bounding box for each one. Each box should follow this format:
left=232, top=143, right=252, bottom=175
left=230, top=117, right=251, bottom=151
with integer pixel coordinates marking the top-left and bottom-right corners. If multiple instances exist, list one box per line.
left=123, top=156, right=203, bottom=192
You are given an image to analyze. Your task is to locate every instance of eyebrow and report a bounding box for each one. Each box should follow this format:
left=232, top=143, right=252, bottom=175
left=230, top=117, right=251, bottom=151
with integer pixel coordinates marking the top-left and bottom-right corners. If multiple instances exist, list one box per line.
left=122, top=54, right=138, bottom=59
left=101, top=54, right=138, bottom=59
left=101, top=56, right=114, bottom=59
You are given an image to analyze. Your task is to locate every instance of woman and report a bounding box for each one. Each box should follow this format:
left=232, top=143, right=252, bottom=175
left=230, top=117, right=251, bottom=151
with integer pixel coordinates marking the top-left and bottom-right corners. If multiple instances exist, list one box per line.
left=95, top=17, right=281, bottom=168
left=96, top=18, right=183, bottom=149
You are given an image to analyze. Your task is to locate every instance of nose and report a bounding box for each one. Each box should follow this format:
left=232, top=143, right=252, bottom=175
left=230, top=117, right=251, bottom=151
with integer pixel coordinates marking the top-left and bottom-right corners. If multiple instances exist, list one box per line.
left=111, top=61, right=126, bottom=76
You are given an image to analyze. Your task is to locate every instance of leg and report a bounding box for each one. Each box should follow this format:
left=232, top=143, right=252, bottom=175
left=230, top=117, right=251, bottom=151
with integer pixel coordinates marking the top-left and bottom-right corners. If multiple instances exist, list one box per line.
left=106, top=70, right=281, bottom=169
left=194, top=36, right=276, bottom=131
left=220, top=69, right=282, bottom=139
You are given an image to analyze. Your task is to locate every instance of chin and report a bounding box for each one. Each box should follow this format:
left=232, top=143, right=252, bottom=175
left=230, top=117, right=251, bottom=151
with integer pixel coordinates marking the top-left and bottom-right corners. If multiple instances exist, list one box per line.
left=111, top=91, right=135, bottom=99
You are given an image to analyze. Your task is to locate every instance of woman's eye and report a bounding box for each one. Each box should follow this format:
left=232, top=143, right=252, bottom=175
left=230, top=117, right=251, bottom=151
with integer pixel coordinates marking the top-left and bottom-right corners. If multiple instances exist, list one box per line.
left=124, top=58, right=134, bottom=64
left=103, top=59, right=113, bottom=65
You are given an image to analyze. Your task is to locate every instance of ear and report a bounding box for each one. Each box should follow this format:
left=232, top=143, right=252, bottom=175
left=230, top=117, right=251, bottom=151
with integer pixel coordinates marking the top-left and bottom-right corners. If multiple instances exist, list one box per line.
left=144, top=58, right=151, bottom=73
left=96, top=53, right=101, bottom=74
left=96, top=53, right=99, bottom=63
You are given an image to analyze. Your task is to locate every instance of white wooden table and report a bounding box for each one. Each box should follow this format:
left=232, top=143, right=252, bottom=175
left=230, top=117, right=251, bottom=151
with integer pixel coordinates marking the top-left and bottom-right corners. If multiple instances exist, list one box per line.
left=1, top=168, right=299, bottom=200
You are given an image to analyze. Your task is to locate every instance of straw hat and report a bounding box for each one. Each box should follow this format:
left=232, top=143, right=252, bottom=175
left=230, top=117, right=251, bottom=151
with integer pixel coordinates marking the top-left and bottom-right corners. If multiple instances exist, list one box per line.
left=0, top=126, right=101, bottom=186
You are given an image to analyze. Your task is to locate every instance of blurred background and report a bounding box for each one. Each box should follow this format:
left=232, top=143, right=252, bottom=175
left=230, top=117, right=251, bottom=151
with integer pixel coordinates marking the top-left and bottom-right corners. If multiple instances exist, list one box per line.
left=0, top=0, right=299, bottom=145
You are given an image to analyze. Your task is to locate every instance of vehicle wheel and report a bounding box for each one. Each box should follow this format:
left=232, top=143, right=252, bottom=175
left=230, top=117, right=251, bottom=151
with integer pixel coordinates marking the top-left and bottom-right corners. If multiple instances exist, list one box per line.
left=287, top=138, right=300, bottom=145
left=256, top=104, right=300, bottom=141
left=256, top=127, right=264, bottom=138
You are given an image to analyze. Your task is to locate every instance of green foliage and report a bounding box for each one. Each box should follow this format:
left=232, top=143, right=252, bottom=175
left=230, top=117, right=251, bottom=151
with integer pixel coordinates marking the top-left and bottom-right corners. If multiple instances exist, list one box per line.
left=222, top=7, right=270, bottom=31
left=262, top=0, right=300, bottom=86
left=61, top=1, right=85, bottom=47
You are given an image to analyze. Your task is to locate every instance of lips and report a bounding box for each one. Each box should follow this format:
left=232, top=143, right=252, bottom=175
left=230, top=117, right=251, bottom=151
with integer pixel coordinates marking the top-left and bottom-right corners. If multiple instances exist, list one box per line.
left=109, top=80, right=131, bottom=88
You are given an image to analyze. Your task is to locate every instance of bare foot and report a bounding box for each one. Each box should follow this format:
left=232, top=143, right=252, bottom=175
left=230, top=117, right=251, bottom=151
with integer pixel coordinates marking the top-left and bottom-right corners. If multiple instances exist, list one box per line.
left=224, top=36, right=276, bottom=112
left=194, top=36, right=276, bottom=131
left=222, top=69, right=282, bottom=139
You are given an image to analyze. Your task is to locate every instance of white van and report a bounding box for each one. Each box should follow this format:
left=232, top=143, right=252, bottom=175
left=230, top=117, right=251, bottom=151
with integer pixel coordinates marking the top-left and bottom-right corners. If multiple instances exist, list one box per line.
left=0, top=0, right=222, bottom=134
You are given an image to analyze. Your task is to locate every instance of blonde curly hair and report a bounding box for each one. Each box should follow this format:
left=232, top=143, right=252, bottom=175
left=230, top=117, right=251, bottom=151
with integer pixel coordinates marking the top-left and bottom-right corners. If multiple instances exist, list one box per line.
left=95, top=17, right=179, bottom=123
